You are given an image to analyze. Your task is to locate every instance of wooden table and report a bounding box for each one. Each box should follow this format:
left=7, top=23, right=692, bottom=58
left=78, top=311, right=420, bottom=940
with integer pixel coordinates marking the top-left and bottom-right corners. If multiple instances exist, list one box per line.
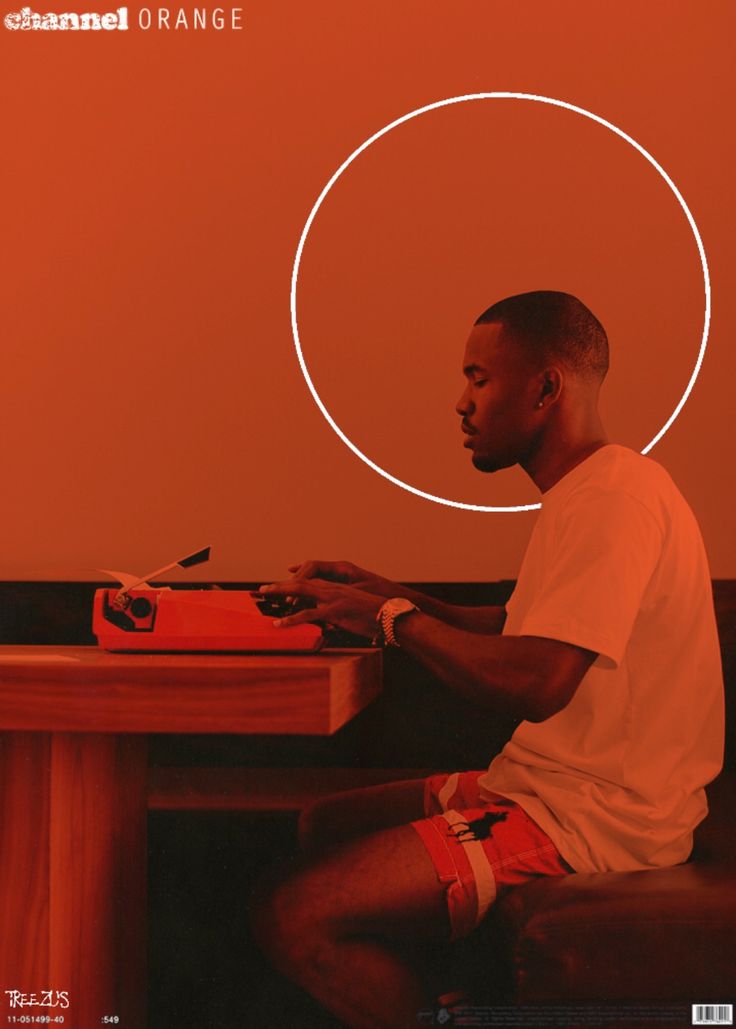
left=0, top=645, right=382, bottom=1028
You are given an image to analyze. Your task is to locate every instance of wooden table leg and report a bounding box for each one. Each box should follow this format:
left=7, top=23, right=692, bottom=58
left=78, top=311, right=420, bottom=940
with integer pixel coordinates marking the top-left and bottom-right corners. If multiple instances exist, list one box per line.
left=1, top=732, right=148, bottom=1028
left=0, top=733, right=51, bottom=990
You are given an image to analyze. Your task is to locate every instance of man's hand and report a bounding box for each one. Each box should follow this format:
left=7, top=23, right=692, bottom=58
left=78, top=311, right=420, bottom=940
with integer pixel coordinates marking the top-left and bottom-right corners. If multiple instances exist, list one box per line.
left=287, top=560, right=401, bottom=600
left=286, top=558, right=507, bottom=635
left=258, top=578, right=384, bottom=639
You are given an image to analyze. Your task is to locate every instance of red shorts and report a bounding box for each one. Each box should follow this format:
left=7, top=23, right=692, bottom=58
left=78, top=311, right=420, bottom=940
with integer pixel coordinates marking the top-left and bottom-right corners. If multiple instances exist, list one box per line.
left=411, top=770, right=573, bottom=941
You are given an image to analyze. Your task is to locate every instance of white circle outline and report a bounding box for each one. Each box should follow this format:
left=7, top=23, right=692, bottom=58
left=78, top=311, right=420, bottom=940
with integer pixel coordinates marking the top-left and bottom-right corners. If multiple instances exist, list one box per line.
left=290, top=92, right=711, bottom=513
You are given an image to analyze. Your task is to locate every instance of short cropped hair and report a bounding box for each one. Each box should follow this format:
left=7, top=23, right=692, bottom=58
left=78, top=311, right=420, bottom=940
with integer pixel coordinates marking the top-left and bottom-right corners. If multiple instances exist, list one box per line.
left=475, top=290, right=609, bottom=381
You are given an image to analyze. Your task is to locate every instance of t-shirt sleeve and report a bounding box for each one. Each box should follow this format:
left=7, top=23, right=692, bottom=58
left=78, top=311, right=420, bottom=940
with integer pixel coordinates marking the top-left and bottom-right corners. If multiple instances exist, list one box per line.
left=516, top=487, right=664, bottom=668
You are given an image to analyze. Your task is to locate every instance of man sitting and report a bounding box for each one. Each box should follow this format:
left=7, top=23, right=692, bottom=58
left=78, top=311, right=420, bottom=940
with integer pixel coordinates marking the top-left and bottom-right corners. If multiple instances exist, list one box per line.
left=251, top=291, right=724, bottom=1029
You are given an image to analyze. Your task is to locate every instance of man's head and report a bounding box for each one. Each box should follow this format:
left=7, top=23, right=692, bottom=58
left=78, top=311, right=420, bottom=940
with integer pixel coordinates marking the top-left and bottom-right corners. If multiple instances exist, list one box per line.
left=456, top=290, right=608, bottom=473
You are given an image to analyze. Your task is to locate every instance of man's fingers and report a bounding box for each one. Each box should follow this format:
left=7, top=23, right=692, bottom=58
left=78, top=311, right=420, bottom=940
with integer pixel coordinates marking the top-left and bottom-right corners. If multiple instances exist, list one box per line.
left=285, top=560, right=354, bottom=583
left=287, top=560, right=325, bottom=579
left=260, top=577, right=342, bottom=596
left=274, top=604, right=331, bottom=628
left=259, top=579, right=322, bottom=598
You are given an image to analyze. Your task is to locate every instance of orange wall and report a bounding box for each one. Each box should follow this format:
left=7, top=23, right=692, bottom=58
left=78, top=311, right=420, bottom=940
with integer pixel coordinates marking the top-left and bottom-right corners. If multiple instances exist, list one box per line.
left=2, top=0, right=734, bottom=582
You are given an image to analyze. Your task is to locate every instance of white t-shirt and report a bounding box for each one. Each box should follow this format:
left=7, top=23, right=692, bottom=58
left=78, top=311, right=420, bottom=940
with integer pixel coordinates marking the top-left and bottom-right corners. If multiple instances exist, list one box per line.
left=479, top=444, right=724, bottom=873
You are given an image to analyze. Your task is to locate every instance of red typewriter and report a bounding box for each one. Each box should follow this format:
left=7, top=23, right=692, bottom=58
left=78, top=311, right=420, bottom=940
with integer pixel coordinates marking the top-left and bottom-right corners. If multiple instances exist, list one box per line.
left=92, top=546, right=323, bottom=653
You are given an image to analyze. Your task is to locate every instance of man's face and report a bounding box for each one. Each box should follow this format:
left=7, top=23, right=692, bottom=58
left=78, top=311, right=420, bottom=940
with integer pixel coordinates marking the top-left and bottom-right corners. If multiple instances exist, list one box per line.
left=456, top=322, right=542, bottom=473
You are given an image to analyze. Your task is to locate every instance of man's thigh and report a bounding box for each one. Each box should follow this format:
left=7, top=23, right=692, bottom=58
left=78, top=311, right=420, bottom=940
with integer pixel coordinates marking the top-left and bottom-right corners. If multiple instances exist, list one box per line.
left=264, top=821, right=452, bottom=945
left=298, top=777, right=427, bottom=855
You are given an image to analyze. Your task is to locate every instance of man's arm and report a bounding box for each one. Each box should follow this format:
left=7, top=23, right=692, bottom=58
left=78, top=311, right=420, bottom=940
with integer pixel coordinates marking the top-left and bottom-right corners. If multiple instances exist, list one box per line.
left=287, top=559, right=507, bottom=635
left=422, top=602, right=507, bottom=634
left=393, top=611, right=597, bottom=722
left=259, top=578, right=596, bottom=723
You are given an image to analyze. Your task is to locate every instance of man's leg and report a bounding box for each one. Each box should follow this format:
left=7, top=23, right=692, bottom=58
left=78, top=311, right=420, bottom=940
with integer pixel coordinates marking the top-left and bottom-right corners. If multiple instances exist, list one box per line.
left=250, top=821, right=451, bottom=1029
left=297, top=777, right=428, bottom=856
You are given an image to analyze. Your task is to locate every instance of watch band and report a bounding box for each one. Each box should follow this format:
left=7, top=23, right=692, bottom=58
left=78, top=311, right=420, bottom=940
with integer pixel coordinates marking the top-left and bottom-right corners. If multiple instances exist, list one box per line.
left=375, top=598, right=419, bottom=647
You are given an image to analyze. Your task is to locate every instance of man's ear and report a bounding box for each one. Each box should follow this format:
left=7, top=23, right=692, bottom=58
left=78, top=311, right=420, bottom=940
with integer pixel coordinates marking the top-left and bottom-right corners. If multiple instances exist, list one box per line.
left=537, top=366, right=563, bottom=407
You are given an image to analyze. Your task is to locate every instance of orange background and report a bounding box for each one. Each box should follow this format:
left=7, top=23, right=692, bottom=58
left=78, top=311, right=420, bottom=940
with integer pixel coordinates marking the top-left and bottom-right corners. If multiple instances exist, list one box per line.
left=2, top=0, right=734, bottom=582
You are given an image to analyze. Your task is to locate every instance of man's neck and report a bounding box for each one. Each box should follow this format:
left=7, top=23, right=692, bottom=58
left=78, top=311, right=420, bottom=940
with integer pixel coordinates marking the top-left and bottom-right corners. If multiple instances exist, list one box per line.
left=523, top=431, right=611, bottom=494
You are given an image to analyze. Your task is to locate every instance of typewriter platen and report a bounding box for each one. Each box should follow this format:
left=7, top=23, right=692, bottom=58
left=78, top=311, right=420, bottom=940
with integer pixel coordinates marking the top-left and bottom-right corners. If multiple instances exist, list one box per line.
left=92, top=546, right=324, bottom=653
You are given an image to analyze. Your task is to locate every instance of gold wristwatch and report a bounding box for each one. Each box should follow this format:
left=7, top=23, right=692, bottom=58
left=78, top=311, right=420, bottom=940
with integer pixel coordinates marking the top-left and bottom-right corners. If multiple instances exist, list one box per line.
left=374, top=597, right=419, bottom=647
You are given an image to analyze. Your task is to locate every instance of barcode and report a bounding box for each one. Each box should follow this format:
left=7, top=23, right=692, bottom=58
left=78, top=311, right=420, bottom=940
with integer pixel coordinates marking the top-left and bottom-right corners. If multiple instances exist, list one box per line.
left=692, top=1004, right=733, bottom=1025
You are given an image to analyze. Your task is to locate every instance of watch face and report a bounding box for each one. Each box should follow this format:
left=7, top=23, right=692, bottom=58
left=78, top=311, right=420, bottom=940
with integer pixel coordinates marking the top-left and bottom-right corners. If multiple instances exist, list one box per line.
left=387, top=598, right=417, bottom=616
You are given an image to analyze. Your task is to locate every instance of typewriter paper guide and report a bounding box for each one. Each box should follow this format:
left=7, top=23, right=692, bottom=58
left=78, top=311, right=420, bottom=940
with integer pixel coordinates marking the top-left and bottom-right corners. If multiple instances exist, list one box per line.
left=92, top=587, right=324, bottom=653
